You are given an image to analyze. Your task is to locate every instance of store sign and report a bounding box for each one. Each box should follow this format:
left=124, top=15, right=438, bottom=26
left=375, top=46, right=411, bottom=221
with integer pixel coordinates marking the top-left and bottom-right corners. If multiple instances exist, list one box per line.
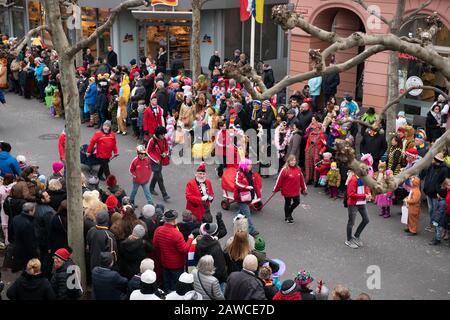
left=151, top=0, right=178, bottom=6
left=398, top=53, right=417, bottom=60
left=405, top=76, right=423, bottom=96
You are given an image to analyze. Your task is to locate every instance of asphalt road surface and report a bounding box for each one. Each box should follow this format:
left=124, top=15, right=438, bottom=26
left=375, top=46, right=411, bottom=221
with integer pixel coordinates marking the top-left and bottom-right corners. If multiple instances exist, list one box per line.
left=0, top=93, right=449, bottom=300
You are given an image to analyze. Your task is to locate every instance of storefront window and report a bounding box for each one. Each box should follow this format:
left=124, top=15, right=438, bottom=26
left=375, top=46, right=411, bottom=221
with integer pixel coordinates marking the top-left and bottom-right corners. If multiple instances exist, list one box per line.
left=12, top=9, right=25, bottom=38
left=224, top=8, right=242, bottom=60
left=0, top=10, right=10, bottom=36
left=98, top=8, right=111, bottom=58
left=81, top=7, right=111, bottom=59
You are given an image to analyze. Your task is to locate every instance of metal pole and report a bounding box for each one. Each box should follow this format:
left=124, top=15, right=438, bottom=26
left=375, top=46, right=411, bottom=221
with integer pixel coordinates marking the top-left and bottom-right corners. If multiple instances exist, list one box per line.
left=250, top=15, right=255, bottom=68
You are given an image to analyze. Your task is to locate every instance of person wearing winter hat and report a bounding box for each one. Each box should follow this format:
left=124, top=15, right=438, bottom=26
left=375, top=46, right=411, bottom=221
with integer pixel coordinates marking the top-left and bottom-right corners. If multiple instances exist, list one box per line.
left=273, top=279, right=301, bottom=300
left=294, top=270, right=316, bottom=300
left=92, top=252, right=128, bottom=300
left=118, top=224, right=153, bottom=280
left=51, top=248, right=82, bottom=300
left=105, top=195, right=119, bottom=214
left=185, top=162, right=215, bottom=222
left=105, top=174, right=127, bottom=204
left=396, top=111, right=407, bottom=131
left=153, top=209, right=194, bottom=292
left=130, top=270, right=161, bottom=300
left=129, top=145, right=154, bottom=206
left=165, top=272, right=202, bottom=300
left=127, top=258, right=166, bottom=299
left=16, top=155, right=27, bottom=170
left=0, top=141, right=21, bottom=177
left=86, top=211, right=118, bottom=270
left=177, top=210, right=201, bottom=241
left=225, top=254, right=266, bottom=300
left=139, top=204, right=162, bottom=240
left=146, top=126, right=170, bottom=201
left=86, top=120, right=118, bottom=181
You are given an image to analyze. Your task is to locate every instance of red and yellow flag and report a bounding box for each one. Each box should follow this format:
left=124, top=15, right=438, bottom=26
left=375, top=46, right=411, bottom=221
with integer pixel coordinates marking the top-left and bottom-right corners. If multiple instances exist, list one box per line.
left=151, top=0, right=178, bottom=6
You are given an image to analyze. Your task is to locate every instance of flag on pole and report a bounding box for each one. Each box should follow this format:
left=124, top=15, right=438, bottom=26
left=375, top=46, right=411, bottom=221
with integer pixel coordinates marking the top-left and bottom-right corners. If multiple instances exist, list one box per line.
left=240, top=0, right=252, bottom=22
left=252, top=0, right=264, bottom=24
left=151, top=0, right=178, bottom=6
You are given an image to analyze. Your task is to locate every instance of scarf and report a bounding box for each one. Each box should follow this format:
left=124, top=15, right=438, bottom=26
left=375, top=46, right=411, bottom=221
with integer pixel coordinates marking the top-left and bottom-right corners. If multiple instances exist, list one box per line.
left=356, top=178, right=366, bottom=205
left=431, top=111, right=442, bottom=124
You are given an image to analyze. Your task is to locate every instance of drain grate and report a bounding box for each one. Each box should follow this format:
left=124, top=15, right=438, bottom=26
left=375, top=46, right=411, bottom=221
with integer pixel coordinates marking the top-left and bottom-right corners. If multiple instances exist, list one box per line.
left=38, top=134, right=60, bottom=140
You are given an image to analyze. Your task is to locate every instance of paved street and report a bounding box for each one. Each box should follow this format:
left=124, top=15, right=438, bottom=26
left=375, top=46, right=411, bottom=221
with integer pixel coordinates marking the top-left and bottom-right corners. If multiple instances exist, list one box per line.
left=0, top=93, right=449, bottom=300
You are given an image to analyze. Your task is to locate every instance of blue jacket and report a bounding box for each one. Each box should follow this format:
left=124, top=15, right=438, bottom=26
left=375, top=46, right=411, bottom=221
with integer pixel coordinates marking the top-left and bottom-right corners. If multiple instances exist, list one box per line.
left=308, top=76, right=322, bottom=96
left=84, top=83, right=97, bottom=106
left=0, top=151, right=22, bottom=177
left=35, top=64, right=46, bottom=82
left=91, top=267, right=128, bottom=300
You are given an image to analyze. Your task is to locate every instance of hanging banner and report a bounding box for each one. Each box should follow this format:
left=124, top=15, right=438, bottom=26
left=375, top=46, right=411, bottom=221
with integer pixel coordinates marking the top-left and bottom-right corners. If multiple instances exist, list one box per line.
left=151, top=0, right=178, bottom=6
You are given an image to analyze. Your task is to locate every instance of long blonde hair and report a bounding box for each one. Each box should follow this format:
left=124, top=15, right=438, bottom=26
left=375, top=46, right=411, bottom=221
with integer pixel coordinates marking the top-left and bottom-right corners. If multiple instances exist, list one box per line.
left=225, top=230, right=251, bottom=261
left=284, top=155, right=298, bottom=170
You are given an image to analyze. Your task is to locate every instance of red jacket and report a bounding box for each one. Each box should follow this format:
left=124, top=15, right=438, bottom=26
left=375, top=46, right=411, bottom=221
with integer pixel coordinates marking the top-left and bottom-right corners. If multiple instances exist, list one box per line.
left=315, top=160, right=331, bottom=176
left=234, top=170, right=262, bottom=203
left=185, top=178, right=214, bottom=222
left=346, top=175, right=370, bottom=206
left=58, top=132, right=65, bottom=161
left=87, top=131, right=118, bottom=159
left=143, top=105, right=165, bottom=137
left=146, top=137, right=169, bottom=165
left=273, top=166, right=306, bottom=198
left=129, top=156, right=152, bottom=184
left=214, top=129, right=231, bottom=157
left=152, top=223, right=193, bottom=270
left=129, top=66, right=140, bottom=82
left=272, top=291, right=302, bottom=300
left=446, top=191, right=450, bottom=215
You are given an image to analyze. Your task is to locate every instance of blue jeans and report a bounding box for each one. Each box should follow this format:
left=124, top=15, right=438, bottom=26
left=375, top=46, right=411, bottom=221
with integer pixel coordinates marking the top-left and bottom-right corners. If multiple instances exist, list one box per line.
left=432, top=199, right=446, bottom=241
left=238, top=203, right=256, bottom=234
left=163, top=268, right=184, bottom=292
left=427, top=196, right=437, bottom=225
left=130, top=182, right=154, bottom=205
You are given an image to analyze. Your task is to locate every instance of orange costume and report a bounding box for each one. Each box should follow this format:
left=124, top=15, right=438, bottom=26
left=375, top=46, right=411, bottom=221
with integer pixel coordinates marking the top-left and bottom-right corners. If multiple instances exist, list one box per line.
left=405, top=176, right=421, bottom=234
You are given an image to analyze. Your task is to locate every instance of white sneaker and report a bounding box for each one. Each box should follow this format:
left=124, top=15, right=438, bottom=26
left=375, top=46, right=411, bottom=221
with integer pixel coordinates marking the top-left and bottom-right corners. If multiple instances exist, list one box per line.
left=345, top=240, right=359, bottom=249
left=352, top=237, right=363, bottom=247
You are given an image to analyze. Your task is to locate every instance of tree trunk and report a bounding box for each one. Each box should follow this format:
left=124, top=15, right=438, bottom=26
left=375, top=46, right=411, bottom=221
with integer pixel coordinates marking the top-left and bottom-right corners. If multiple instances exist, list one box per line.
left=42, top=0, right=86, bottom=290
left=191, top=0, right=201, bottom=81
left=75, top=28, right=83, bottom=68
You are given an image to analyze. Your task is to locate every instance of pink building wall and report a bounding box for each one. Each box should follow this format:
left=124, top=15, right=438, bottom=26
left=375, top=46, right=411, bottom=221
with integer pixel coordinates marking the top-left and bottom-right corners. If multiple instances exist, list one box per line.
left=289, top=0, right=450, bottom=112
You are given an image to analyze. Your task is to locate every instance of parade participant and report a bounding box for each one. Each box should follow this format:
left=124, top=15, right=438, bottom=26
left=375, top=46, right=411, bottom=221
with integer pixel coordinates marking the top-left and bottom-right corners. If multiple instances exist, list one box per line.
left=294, top=270, right=316, bottom=300
left=387, top=135, right=402, bottom=176
left=345, top=173, right=371, bottom=249
left=84, top=76, right=97, bottom=127
left=374, top=168, right=394, bottom=218
left=404, top=176, right=421, bottom=236
left=315, top=152, right=333, bottom=187
left=57, top=129, right=66, bottom=163
left=146, top=126, right=170, bottom=201
left=129, top=145, right=154, bottom=206
left=304, top=119, right=326, bottom=185
left=143, top=97, right=165, bottom=143
left=234, top=158, right=261, bottom=237
left=273, top=155, right=307, bottom=224
left=185, top=162, right=214, bottom=222
left=86, top=120, right=118, bottom=181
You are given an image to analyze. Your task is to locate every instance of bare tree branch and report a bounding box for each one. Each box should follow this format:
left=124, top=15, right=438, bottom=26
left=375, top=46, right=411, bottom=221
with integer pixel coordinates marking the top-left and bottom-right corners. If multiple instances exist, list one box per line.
left=401, top=0, right=433, bottom=27
left=65, top=0, right=147, bottom=58
left=380, top=85, right=449, bottom=116
left=353, top=0, right=391, bottom=27
left=11, top=25, right=50, bottom=56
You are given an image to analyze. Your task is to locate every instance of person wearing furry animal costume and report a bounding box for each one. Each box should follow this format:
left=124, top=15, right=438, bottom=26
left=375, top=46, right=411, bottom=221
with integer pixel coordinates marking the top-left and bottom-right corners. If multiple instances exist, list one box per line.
left=374, top=163, right=394, bottom=218
left=304, top=119, right=327, bottom=185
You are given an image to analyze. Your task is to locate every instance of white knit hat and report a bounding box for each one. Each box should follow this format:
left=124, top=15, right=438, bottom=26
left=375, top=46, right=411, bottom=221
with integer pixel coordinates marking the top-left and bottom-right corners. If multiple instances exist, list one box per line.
left=141, top=270, right=157, bottom=284
left=140, top=258, right=155, bottom=273
left=142, top=204, right=156, bottom=219
left=178, top=272, right=194, bottom=284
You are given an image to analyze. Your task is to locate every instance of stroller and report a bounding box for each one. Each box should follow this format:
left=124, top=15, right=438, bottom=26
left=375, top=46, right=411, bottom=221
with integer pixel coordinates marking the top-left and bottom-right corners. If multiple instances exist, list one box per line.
left=220, top=166, right=263, bottom=212
left=80, top=144, right=103, bottom=173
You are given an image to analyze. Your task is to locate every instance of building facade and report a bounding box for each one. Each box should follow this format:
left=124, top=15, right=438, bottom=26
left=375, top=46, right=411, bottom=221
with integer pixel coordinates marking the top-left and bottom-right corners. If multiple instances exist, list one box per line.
left=288, top=0, right=450, bottom=121
left=4, top=0, right=288, bottom=80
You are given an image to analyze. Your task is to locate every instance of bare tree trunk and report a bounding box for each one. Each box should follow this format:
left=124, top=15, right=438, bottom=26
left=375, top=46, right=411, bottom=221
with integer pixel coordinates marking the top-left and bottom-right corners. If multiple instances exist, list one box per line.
left=75, top=28, right=83, bottom=68
left=42, top=0, right=86, bottom=289
left=191, top=0, right=201, bottom=80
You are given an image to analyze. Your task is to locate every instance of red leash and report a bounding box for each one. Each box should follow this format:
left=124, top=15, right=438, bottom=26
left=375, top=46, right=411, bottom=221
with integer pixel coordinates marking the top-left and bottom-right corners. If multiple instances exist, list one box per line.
left=259, top=192, right=276, bottom=210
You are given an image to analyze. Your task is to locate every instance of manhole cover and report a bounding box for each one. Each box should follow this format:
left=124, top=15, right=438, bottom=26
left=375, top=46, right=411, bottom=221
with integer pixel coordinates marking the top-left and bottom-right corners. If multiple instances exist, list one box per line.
left=38, top=134, right=60, bottom=140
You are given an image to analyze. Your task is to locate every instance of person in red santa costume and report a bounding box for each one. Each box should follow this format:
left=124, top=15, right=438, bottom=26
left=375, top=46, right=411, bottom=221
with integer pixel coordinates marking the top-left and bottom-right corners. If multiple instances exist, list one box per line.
left=185, top=162, right=214, bottom=222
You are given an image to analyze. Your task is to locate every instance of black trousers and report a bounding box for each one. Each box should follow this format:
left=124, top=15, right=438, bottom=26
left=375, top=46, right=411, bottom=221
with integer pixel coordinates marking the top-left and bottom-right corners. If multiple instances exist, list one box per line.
left=97, top=158, right=111, bottom=179
left=284, top=196, right=300, bottom=219
left=150, top=162, right=168, bottom=196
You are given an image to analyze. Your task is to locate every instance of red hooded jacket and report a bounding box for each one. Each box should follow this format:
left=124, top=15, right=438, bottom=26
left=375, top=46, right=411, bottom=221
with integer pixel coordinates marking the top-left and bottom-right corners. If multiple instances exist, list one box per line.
left=234, top=170, right=262, bottom=203
left=146, top=137, right=170, bottom=165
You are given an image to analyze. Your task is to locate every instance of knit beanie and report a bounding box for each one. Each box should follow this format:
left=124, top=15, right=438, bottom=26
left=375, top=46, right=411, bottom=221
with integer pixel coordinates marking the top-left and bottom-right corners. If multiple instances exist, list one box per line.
left=132, top=224, right=146, bottom=239
left=52, top=161, right=64, bottom=173
left=142, top=204, right=156, bottom=219
left=254, top=237, right=265, bottom=252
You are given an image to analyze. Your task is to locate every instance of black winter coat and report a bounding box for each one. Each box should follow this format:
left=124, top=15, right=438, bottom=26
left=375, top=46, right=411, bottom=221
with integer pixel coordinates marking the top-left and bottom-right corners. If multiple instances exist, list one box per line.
left=360, top=131, right=387, bottom=162
left=107, top=51, right=118, bottom=68
left=177, top=221, right=200, bottom=241
left=118, top=238, right=153, bottom=280
left=422, top=162, right=448, bottom=198
left=297, top=110, right=313, bottom=135
left=426, top=111, right=444, bottom=142
left=225, top=270, right=267, bottom=300
left=50, top=259, right=82, bottom=300
left=156, top=88, right=169, bottom=111
left=34, top=204, right=55, bottom=249
left=47, top=189, right=67, bottom=211
left=7, top=271, right=56, bottom=300
left=208, top=55, right=220, bottom=72
left=263, top=69, right=275, bottom=89
left=195, top=235, right=228, bottom=283
left=48, top=212, right=68, bottom=253
left=11, top=212, right=38, bottom=272
left=91, top=267, right=128, bottom=300
left=322, top=72, right=340, bottom=96
left=86, top=226, right=118, bottom=270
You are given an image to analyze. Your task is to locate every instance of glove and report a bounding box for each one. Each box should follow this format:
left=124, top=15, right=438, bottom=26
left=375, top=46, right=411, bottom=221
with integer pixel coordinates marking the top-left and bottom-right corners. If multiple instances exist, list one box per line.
left=201, top=195, right=208, bottom=201
left=208, top=196, right=213, bottom=201
left=216, top=211, right=222, bottom=220
left=246, top=186, right=254, bottom=190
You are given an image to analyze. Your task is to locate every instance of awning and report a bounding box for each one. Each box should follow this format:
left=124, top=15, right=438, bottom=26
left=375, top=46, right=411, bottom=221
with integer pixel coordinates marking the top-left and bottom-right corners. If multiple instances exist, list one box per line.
left=131, top=9, right=192, bottom=21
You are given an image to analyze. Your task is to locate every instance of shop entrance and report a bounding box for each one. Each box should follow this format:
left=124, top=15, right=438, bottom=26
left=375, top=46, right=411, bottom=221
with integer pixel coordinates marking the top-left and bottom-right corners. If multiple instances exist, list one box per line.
left=144, top=21, right=191, bottom=75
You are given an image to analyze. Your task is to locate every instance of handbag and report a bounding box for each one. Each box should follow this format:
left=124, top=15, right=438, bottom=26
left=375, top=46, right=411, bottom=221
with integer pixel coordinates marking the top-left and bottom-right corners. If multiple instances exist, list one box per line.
left=319, top=175, right=327, bottom=187
left=401, top=205, right=409, bottom=224
left=240, top=190, right=252, bottom=202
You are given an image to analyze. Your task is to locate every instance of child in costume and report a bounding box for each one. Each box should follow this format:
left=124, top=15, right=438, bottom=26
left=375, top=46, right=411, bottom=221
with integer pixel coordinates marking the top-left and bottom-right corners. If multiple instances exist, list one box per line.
left=374, top=163, right=393, bottom=218
left=327, top=162, right=341, bottom=199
